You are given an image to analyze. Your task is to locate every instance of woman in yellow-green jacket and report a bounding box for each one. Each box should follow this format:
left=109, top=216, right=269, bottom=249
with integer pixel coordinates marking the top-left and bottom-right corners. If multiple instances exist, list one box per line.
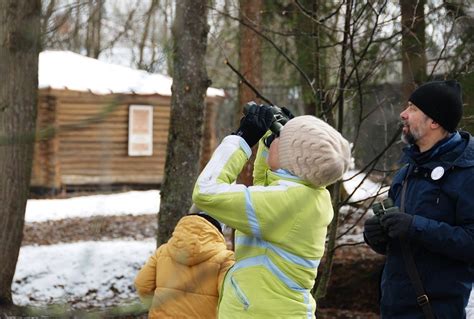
left=193, top=104, right=351, bottom=319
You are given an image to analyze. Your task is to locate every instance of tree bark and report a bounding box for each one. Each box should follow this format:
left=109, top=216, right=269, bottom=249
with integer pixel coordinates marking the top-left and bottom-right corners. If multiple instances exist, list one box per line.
left=236, top=0, right=263, bottom=187
left=138, top=0, right=159, bottom=71
left=238, top=0, right=263, bottom=108
left=0, top=0, right=41, bottom=306
left=294, top=0, right=319, bottom=116
left=86, top=0, right=103, bottom=59
left=400, top=0, right=427, bottom=101
left=157, top=0, right=210, bottom=246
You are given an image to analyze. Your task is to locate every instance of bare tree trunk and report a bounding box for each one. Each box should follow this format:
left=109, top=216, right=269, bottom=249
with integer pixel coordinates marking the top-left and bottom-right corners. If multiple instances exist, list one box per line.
left=41, top=0, right=56, bottom=43
left=157, top=0, right=210, bottom=246
left=294, top=0, right=319, bottom=116
left=72, top=0, right=82, bottom=52
left=86, top=0, right=103, bottom=58
left=400, top=0, right=427, bottom=101
left=0, top=0, right=41, bottom=307
left=149, top=12, right=159, bottom=72
left=238, top=0, right=263, bottom=108
left=138, top=0, right=158, bottom=70
left=292, top=1, right=336, bottom=117
left=163, top=0, right=174, bottom=76
left=236, top=0, right=263, bottom=187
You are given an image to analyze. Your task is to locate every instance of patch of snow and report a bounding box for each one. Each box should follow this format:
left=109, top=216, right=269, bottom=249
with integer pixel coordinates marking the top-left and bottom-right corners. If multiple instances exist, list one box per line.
left=468, top=290, right=474, bottom=319
left=13, top=240, right=155, bottom=308
left=336, top=206, right=366, bottom=244
left=343, top=170, right=389, bottom=203
left=25, top=190, right=160, bottom=223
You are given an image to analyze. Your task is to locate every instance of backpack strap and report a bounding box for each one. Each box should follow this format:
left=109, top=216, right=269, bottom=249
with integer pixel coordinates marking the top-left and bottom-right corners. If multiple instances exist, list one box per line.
left=399, top=177, right=436, bottom=319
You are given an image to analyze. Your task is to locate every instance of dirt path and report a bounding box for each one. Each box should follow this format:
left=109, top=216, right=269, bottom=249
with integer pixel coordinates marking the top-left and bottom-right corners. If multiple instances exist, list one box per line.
left=22, top=215, right=156, bottom=246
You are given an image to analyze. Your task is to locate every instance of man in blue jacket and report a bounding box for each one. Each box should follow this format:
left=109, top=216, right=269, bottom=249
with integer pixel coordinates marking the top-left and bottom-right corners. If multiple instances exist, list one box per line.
left=364, top=80, right=474, bottom=318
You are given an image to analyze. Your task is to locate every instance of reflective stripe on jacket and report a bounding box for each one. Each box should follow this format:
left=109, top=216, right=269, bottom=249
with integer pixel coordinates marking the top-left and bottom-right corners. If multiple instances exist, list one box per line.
left=193, top=135, right=334, bottom=318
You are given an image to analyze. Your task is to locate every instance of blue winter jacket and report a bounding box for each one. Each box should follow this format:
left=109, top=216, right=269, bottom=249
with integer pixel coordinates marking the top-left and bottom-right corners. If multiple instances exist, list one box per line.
left=381, top=131, right=474, bottom=319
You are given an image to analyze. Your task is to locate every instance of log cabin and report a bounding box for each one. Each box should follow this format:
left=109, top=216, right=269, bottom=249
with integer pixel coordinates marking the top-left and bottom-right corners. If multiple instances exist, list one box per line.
left=32, top=51, right=225, bottom=192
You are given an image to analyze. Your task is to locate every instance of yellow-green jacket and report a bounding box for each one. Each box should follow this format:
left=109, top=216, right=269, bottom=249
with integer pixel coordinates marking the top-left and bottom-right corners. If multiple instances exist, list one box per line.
left=193, top=135, right=334, bottom=318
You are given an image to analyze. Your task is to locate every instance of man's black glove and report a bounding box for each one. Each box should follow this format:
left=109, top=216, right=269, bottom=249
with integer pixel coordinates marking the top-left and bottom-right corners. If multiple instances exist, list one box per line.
left=363, top=215, right=389, bottom=254
left=234, top=103, right=274, bottom=147
left=380, top=210, right=413, bottom=239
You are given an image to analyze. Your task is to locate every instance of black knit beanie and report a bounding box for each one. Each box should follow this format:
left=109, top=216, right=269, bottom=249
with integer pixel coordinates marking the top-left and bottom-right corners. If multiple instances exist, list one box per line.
left=409, top=80, right=463, bottom=132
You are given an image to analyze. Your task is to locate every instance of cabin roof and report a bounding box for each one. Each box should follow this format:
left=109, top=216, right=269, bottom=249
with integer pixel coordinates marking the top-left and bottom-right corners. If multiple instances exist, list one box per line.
left=38, top=50, right=225, bottom=97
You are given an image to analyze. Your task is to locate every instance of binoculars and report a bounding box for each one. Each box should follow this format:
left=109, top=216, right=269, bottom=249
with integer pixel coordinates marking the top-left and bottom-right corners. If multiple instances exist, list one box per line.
left=372, top=198, right=396, bottom=219
left=243, top=102, right=291, bottom=135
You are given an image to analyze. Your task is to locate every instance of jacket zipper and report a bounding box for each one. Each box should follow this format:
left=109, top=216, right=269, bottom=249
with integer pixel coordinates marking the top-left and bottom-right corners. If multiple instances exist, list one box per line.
left=230, top=276, right=250, bottom=310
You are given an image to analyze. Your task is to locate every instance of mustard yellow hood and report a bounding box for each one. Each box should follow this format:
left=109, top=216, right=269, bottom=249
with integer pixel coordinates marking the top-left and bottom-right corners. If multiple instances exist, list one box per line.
left=166, top=215, right=226, bottom=266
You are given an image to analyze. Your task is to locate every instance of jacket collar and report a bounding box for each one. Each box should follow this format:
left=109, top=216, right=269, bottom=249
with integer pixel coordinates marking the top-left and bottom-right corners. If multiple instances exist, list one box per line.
left=266, top=169, right=314, bottom=187
left=402, top=131, right=474, bottom=169
left=454, top=131, right=474, bottom=168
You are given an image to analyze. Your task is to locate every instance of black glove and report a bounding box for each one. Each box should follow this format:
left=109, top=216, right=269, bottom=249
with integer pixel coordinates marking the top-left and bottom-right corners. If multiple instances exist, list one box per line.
left=281, top=106, right=295, bottom=120
left=234, top=103, right=274, bottom=147
left=363, top=215, right=389, bottom=254
left=380, top=209, right=413, bottom=239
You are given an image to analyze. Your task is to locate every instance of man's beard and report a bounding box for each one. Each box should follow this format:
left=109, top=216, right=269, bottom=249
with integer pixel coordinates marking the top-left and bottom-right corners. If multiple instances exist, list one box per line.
left=401, top=130, right=417, bottom=145
left=401, top=122, right=423, bottom=145
left=400, top=115, right=430, bottom=146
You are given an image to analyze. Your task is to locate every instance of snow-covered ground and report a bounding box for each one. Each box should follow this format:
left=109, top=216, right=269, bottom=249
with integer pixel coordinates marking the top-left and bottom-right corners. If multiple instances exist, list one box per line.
left=13, top=240, right=154, bottom=308
left=15, top=190, right=162, bottom=309
left=15, top=188, right=474, bottom=317
left=343, top=170, right=390, bottom=203
left=25, top=190, right=159, bottom=222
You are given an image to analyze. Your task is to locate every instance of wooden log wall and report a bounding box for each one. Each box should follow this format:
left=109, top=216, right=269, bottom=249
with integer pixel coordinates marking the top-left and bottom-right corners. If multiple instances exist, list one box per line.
left=31, top=94, right=59, bottom=188
left=201, top=100, right=218, bottom=168
left=56, top=92, right=170, bottom=186
left=32, top=89, right=222, bottom=189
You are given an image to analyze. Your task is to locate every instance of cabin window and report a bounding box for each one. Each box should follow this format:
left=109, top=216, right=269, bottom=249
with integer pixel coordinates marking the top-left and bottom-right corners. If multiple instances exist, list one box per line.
left=128, top=105, right=153, bottom=156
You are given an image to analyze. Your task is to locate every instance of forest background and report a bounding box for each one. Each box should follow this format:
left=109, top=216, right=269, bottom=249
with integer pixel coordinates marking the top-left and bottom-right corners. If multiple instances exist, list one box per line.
left=0, top=0, right=472, bottom=317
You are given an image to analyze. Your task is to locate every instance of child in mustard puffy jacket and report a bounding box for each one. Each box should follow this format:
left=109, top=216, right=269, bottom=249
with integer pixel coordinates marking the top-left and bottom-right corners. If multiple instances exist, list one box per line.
left=134, top=207, right=234, bottom=319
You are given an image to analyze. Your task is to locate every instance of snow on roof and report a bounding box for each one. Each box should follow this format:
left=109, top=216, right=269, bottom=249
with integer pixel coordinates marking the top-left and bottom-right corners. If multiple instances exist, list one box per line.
left=38, top=50, right=225, bottom=97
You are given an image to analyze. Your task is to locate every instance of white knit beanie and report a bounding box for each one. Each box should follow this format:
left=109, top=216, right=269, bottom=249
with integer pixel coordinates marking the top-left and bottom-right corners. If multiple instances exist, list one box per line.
left=279, top=115, right=351, bottom=187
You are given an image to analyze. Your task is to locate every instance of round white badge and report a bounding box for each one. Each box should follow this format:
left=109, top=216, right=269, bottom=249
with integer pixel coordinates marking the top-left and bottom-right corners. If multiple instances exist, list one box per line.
left=431, top=166, right=445, bottom=181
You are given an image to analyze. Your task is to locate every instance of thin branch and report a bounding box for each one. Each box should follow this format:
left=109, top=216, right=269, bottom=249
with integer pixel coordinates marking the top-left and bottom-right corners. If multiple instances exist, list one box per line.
left=337, top=177, right=391, bottom=239
left=0, top=98, right=122, bottom=145
left=331, top=241, right=365, bottom=252
left=428, top=16, right=456, bottom=79
left=325, top=0, right=389, bottom=116
left=343, top=126, right=402, bottom=187
left=104, top=7, right=137, bottom=50
left=224, top=59, right=274, bottom=106
left=293, top=0, right=345, bottom=24
left=208, top=5, right=318, bottom=103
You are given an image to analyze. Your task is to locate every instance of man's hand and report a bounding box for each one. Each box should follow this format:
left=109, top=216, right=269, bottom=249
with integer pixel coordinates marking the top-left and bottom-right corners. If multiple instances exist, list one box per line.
left=380, top=209, right=413, bottom=239
left=234, top=103, right=274, bottom=147
left=363, top=215, right=389, bottom=254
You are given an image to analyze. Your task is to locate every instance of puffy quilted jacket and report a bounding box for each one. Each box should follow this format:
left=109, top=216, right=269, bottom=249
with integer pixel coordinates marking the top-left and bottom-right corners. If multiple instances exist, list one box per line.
left=134, top=215, right=235, bottom=319
left=382, top=131, right=474, bottom=318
